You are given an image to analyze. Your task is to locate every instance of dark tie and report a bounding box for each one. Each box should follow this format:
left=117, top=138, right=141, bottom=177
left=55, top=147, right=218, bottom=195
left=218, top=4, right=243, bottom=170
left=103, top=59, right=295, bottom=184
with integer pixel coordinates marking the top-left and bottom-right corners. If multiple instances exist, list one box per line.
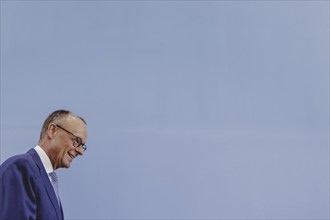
left=49, top=171, right=60, bottom=204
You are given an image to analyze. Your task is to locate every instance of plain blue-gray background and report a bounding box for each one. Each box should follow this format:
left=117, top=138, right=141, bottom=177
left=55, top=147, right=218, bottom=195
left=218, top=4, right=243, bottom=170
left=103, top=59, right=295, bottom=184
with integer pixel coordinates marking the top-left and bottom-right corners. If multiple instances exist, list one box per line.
left=0, top=1, right=329, bottom=219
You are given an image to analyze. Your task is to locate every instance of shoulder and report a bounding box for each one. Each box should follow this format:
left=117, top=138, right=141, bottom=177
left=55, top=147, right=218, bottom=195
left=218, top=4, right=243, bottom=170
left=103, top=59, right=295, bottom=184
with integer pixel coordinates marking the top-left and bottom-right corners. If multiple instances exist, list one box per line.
left=0, top=152, right=38, bottom=177
left=1, top=153, right=34, bottom=167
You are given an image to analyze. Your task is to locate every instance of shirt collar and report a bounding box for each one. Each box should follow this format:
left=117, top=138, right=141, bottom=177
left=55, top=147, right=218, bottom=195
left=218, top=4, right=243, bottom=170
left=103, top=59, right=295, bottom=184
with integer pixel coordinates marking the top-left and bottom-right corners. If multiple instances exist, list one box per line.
left=34, top=145, right=54, bottom=173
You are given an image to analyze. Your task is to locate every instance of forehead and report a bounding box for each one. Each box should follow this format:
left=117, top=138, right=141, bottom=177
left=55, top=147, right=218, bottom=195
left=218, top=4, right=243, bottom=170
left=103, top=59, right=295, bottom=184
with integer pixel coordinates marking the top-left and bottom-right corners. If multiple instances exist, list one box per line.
left=62, top=115, right=88, bottom=141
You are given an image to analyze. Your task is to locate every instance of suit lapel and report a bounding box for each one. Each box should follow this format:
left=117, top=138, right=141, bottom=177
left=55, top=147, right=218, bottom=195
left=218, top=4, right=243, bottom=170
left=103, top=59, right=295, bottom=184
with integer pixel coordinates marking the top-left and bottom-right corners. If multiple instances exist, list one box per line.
left=27, top=149, right=62, bottom=220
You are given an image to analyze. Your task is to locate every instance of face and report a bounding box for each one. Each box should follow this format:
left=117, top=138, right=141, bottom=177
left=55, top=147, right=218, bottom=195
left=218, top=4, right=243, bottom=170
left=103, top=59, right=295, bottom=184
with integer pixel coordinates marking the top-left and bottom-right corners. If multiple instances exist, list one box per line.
left=49, top=116, right=88, bottom=169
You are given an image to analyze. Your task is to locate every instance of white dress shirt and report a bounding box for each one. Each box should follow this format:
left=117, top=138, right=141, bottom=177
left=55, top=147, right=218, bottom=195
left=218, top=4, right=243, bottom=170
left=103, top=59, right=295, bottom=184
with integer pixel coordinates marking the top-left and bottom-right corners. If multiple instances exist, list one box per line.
left=34, top=145, right=54, bottom=182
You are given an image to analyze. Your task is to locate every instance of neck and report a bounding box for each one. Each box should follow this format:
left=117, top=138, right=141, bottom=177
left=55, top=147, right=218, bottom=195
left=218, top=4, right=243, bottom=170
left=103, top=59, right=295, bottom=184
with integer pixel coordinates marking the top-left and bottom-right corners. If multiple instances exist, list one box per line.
left=38, top=141, right=57, bottom=169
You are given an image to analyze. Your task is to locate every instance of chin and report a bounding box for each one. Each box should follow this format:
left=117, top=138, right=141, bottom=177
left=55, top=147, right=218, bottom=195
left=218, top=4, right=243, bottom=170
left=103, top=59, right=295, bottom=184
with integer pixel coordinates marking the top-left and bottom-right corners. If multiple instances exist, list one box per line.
left=62, top=161, right=72, bottom=169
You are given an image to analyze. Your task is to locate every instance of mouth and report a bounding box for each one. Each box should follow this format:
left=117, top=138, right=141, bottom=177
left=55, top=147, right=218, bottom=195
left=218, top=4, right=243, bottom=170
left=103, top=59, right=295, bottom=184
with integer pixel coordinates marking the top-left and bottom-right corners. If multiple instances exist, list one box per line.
left=68, top=153, right=76, bottom=160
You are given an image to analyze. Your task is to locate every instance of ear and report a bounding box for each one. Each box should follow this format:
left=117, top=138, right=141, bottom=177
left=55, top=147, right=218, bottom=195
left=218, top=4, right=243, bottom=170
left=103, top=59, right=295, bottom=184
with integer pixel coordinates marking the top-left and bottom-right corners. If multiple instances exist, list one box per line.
left=47, top=123, right=58, bottom=139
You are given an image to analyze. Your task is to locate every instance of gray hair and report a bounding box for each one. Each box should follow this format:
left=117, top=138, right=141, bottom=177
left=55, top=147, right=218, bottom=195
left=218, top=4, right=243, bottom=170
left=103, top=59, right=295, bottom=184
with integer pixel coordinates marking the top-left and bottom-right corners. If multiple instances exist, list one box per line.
left=39, top=109, right=86, bottom=140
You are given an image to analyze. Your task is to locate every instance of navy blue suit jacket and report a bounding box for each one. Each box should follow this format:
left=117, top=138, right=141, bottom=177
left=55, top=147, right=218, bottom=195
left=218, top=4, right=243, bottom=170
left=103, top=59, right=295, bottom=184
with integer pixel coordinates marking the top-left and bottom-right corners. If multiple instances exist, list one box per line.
left=0, top=148, right=64, bottom=220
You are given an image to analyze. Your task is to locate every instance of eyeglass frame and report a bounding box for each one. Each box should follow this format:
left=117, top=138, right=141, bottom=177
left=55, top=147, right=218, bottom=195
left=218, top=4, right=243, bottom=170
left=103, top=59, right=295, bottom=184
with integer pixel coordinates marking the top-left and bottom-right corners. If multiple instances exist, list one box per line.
left=54, top=124, right=87, bottom=152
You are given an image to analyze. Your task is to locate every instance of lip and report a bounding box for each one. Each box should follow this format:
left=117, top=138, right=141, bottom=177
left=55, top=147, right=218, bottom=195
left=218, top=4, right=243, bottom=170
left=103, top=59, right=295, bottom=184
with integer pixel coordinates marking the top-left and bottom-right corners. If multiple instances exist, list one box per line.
left=68, top=153, right=76, bottom=160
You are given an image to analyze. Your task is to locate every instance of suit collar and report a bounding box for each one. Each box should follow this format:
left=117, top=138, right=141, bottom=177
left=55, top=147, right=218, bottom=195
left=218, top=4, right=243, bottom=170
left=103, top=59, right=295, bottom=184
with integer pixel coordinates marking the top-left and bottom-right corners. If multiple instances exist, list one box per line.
left=27, top=148, right=63, bottom=219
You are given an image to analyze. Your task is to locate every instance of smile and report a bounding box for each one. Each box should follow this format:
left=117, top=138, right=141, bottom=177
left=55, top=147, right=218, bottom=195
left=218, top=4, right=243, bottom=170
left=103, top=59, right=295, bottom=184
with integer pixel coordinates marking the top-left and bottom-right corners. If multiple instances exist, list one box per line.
left=68, top=153, right=76, bottom=159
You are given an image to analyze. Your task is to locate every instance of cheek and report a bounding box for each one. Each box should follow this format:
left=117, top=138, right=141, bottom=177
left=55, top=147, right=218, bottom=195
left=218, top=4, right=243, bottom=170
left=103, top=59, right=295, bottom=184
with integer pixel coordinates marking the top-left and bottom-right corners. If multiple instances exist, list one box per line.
left=59, top=143, right=72, bottom=157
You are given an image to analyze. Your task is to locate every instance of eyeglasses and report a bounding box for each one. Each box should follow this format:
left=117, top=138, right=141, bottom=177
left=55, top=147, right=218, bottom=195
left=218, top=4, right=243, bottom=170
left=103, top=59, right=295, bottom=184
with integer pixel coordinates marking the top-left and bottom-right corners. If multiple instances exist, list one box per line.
left=55, top=124, right=87, bottom=152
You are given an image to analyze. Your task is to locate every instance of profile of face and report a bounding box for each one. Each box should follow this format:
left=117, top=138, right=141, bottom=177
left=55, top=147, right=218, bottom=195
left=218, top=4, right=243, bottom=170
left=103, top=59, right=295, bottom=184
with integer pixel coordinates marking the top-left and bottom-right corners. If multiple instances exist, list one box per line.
left=48, top=115, right=88, bottom=169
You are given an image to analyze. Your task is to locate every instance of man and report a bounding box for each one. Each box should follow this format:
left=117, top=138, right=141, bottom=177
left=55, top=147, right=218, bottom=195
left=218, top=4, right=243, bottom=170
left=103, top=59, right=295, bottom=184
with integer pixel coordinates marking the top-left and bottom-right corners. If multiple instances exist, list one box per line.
left=0, top=109, right=88, bottom=220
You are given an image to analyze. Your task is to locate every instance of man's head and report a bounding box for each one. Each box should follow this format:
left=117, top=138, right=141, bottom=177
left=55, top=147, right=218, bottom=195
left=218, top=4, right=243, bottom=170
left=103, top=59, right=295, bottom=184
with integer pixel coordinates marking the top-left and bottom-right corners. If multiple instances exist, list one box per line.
left=38, top=110, right=88, bottom=170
